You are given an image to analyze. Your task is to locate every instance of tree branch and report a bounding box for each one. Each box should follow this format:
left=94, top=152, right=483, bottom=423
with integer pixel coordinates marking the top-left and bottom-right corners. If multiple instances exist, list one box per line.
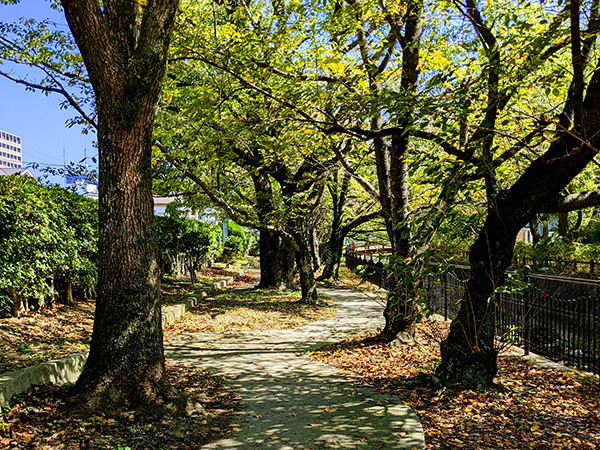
left=0, top=70, right=98, bottom=129
left=539, top=190, right=600, bottom=213
left=411, top=130, right=470, bottom=161
left=340, top=210, right=382, bottom=236
left=332, top=140, right=381, bottom=203
left=153, top=139, right=300, bottom=252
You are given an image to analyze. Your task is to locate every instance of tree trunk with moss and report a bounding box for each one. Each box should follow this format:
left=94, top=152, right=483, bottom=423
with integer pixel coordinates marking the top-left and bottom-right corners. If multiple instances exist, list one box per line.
left=252, top=171, right=295, bottom=289
left=257, top=230, right=295, bottom=289
left=61, top=0, right=183, bottom=415
left=295, top=236, right=319, bottom=304
left=378, top=133, right=418, bottom=344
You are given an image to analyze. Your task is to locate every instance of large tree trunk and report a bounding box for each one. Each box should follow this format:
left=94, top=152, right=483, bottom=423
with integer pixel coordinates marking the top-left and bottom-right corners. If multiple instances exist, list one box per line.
left=437, top=59, right=600, bottom=388
left=319, top=232, right=344, bottom=281
left=252, top=171, right=295, bottom=289
left=436, top=212, right=513, bottom=388
left=61, top=0, right=182, bottom=416
left=257, top=230, right=295, bottom=289
left=295, top=239, right=319, bottom=304
left=74, top=109, right=182, bottom=415
left=365, top=0, right=423, bottom=344
left=378, top=133, right=417, bottom=344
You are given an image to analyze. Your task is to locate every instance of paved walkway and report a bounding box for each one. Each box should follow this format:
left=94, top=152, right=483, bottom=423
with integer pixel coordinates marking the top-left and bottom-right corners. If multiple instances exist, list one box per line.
left=164, top=288, right=425, bottom=450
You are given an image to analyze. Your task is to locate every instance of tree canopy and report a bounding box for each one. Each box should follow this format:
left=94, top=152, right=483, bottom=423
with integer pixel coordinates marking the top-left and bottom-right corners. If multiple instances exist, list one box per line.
left=1, top=0, right=600, bottom=398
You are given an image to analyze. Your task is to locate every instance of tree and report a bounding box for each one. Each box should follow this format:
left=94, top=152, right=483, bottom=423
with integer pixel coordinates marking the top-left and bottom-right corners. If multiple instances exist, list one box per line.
left=433, top=0, right=600, bottom=389
left=168, top=0, right=430, bottom=340
left=56, top=0, right=184, bottom=415
left=318, top=169, right=381, bottom=281
left=154, top=4, right=340, bottom=303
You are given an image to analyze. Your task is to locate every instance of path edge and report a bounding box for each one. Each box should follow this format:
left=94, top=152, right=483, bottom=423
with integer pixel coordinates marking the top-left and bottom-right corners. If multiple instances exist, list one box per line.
left=0, top=270, right=245, bottom=405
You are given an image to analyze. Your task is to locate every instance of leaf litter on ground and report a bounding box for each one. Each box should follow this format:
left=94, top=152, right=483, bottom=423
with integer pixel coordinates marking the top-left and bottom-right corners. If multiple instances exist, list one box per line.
left=0, top=362, right=240, bottom=449
left=309, top=318, right=600, bottom=450
left=0, top=266, right=251, bottom=374
left=164, top=272, right=335, bottom=335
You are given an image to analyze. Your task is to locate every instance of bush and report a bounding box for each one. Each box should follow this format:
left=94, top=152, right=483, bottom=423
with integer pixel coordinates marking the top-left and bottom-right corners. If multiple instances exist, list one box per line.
left=227, top=221, right=258, bottom=255
left=223, top=235, right=245, bottom=261
left=513, top=239, right=600, bottom=276
left=0, top=175, right=98, bottom=316
left=156, top=215, right=222, bottom=279
left=588, top=222, right=600, bottom=244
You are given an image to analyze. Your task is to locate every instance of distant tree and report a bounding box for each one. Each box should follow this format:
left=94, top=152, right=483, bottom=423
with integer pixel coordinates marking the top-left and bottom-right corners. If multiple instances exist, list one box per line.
left=318, top=170, right=381, bottom=281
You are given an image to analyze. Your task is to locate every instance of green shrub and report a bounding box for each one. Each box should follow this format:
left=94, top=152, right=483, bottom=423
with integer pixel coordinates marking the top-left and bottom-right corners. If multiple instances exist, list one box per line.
left=156, top=215, right=222, bottom=278
left=588, top=222, right=600, bottom=244
left=0, top=175, right=98, bottom=316
left=227, top=221, right=258, bottom=255
left=223, top=235, right=245, bottom=261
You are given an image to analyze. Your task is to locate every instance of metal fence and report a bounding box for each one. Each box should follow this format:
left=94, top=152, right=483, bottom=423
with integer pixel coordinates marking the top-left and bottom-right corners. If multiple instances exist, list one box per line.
left=345, top=247, right=600, bottom=375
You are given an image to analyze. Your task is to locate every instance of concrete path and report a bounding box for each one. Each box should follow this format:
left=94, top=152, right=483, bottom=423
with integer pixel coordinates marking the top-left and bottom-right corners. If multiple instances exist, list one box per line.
left=164, top=289, right=425, bottom=450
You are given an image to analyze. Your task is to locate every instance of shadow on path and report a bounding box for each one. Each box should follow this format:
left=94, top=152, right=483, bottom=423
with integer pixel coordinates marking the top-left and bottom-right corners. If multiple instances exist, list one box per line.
left=165, top=289, right=425, bottom=449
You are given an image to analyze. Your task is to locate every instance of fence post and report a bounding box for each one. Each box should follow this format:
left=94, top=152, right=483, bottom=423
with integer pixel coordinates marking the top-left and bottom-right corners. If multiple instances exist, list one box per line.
left=444, top=273, right=448, bottom=322
left=523, top=295, right=530, bottom=356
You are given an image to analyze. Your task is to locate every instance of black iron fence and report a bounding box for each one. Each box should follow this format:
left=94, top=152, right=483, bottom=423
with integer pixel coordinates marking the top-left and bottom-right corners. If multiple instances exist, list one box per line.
left=345, top=246, right=600, bottom=375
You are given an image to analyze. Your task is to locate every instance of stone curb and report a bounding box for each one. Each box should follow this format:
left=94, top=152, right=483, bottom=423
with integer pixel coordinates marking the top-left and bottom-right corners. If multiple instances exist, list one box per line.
left=0, top=269, right=245, bottom=406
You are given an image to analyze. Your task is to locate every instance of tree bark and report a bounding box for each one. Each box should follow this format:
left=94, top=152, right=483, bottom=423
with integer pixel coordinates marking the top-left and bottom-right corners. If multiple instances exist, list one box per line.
left=309, top=228, right=321, bottom=271
left=378, top=133, right=416, bottom=343
left=319, top=232, right=344, bottom=280
left=252, top=171, right=295, bottom=289
left=60, top=0, right=183, bottom=415
left=257, top=230, right=295, bottom=289
left=530, top=215, right=541, bottom=243
left=65, top=281, right=74, bottom=306
left=437, top=57, right=600, bottom=388
left=295, top=236, right=319, bottom=304
left=558, top=212, right=569, bottom=236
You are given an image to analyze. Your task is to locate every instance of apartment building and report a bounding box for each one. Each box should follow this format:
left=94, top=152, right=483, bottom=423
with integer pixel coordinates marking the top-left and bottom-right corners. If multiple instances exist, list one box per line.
left=0, top=130, right=22, bottom=169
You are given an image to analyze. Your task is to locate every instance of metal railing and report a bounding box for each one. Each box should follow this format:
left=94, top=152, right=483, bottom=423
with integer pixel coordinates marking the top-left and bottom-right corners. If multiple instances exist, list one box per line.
left=345, top=246, right=600, bottom=375
left=512, top=256, right=599, bottom=278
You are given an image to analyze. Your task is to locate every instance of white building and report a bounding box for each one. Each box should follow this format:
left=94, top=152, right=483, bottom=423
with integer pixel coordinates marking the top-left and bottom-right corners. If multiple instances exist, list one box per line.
left=0, top=130, right=23, bottom=169
left=153, top=196, right=218, bottom=223
left=0, top=167, right=34, bottom=178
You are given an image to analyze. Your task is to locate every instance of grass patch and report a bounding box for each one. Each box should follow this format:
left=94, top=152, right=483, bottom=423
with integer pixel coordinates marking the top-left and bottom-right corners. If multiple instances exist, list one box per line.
left=164, top=287, right=336, bottom=334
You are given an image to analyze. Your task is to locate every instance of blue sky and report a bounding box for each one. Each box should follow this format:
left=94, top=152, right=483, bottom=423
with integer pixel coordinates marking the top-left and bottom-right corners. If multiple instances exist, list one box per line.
left=0, top=0, right=96, bottom=185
